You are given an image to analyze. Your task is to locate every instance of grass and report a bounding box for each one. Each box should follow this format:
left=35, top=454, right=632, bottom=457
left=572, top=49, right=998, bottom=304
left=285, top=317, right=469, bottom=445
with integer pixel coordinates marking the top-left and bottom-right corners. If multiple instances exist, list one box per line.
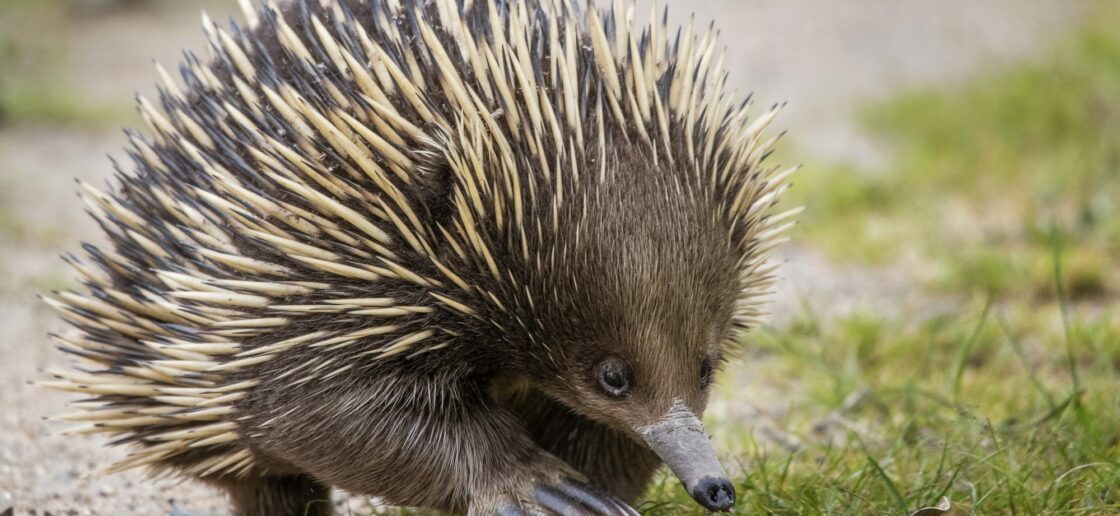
left=0, top=0, right=119, bottom=260
left=788, top=1, right=1120, bottom=302
left=644, top=293, right=1119, bottom=514
left=0, top=0, right=123, bottom=127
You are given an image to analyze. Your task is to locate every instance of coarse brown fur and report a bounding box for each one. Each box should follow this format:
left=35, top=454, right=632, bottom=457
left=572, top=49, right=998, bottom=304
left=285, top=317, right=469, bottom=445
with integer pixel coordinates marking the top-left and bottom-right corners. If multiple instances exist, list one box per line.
left=43, top=0, right=796, bottom=513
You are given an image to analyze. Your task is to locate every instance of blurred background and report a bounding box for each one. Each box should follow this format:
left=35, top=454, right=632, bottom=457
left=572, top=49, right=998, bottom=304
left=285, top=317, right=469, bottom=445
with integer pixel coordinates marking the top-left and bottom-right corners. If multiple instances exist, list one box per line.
left=1, top=0, right=1116, bottom=514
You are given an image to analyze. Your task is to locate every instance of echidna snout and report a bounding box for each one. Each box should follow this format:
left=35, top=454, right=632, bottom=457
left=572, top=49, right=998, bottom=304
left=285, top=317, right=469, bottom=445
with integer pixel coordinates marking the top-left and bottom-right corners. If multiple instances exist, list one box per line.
left=693, top=477, right=737, bottom=512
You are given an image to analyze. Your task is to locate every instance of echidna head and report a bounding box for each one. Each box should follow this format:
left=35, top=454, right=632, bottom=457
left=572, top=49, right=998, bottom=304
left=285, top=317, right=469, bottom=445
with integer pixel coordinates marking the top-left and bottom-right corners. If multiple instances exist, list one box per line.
left=508, top=152, right=744, bottom=511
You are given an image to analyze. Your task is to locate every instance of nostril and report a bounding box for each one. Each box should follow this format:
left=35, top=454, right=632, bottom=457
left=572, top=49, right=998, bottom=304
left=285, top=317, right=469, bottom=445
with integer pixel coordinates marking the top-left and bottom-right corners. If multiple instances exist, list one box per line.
left=706, top=483, right=724, bottom=504
left=690, top=477, right=736, bottom=512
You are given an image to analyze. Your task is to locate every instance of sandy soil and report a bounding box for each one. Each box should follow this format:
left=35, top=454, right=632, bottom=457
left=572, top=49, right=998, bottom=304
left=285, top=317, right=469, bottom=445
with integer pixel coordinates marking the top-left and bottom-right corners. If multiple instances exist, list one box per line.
left=0, top=0, right=1082, bottom=514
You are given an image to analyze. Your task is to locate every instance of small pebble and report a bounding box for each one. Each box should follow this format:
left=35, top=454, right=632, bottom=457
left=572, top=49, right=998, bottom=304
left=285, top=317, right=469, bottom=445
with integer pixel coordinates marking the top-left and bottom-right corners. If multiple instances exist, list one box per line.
left=169, top=500, right=192, bottom=516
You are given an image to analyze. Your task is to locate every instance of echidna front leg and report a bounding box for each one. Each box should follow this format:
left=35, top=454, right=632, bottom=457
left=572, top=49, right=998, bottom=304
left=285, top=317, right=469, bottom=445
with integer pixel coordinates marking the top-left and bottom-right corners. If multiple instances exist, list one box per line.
left=508, top=390, right=662, bottom=503
left=237, top=367, right=635, bottom=515
left=473, top=452, right=638, bottom=516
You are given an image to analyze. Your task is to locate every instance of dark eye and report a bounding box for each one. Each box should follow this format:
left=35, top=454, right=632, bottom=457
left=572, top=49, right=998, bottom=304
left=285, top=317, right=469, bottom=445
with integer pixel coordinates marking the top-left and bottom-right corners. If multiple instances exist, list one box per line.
left=699, top=361, right=714, bottom=389
left=596, top=358, right=631, bottom=398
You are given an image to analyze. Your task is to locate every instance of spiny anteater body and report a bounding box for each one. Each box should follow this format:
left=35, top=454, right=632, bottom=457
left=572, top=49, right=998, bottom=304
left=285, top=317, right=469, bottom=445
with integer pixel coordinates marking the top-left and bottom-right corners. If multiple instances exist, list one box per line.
left=44, top=0, right=797, bottom=513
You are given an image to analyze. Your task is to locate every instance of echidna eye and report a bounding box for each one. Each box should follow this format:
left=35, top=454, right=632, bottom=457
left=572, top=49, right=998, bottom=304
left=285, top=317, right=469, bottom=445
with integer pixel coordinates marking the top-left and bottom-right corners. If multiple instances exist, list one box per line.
left=699, top=361, right=714, bottom=389
left=596, top=358, right=631, bottom=398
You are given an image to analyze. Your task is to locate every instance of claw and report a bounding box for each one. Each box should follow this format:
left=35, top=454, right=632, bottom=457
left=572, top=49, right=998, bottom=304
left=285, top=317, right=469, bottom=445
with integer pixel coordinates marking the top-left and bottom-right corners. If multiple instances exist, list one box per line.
left=497, top=500, right=528, bottom=516
left=535, top=484, right=591, bottom=516
left=556, top=479, right=633, bottom=516
left=609, top=495, right=641, bottom=516
left=535, top=483, right=591, bottom=514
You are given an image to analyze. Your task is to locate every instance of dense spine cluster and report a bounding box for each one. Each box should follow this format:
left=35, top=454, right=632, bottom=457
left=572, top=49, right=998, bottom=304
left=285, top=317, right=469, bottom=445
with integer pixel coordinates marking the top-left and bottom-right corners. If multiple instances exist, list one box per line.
left=43, top=0, right=795, bottom=479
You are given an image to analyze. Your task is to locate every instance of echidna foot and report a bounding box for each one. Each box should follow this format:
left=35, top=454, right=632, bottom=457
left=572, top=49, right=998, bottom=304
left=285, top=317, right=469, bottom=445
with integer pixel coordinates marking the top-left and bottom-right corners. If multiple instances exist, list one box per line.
left=493, top=478, right=637, bottom=516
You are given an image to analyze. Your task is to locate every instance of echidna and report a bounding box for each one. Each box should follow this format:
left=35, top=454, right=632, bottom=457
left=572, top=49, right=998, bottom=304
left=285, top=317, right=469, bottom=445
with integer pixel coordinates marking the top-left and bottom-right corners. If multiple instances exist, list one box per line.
left=43, top=0, right=797, bottom=514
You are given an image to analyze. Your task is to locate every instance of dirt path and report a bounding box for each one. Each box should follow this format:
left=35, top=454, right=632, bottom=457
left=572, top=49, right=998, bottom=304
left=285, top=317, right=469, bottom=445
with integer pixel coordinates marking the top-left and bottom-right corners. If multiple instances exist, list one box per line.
left=0, top=0, right=1080, bottom=514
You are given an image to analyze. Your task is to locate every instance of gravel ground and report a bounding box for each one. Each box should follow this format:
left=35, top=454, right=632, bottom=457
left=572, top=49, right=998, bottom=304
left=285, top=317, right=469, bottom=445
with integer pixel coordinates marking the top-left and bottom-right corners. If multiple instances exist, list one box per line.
left=0, top=0, right=1082, bottom=514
